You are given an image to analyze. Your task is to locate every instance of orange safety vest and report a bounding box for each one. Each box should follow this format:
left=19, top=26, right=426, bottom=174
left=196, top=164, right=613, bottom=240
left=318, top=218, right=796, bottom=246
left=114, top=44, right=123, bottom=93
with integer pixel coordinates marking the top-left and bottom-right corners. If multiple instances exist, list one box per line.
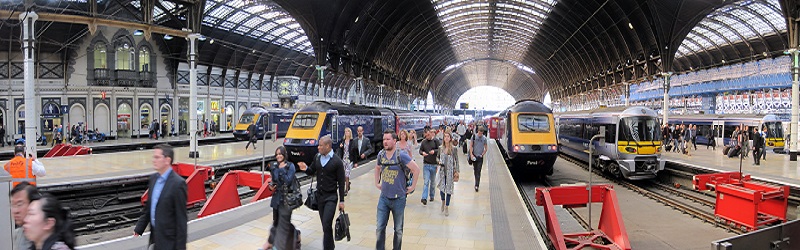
left=3, top=156, right=36, bottom=186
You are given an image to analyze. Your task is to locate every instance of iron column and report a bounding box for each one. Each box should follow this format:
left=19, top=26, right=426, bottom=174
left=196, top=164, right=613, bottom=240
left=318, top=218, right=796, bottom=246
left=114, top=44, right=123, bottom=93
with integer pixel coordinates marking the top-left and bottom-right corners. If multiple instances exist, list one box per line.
left=20, top=11, right=38, bottom=156
left=188, top=33, right=200, bottom=158
left=661, top=72, right=673, bottom=126
left=790, top=49, right=799, bottom=161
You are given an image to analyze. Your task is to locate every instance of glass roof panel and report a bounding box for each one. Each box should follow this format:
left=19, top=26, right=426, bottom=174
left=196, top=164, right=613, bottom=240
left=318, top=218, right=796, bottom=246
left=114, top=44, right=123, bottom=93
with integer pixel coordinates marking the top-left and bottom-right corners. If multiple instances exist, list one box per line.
left=677, top=0, right=785, bottom=59
left=432, top=0, right=556, bottom=87
left=203, top=0, right=313, bottom=55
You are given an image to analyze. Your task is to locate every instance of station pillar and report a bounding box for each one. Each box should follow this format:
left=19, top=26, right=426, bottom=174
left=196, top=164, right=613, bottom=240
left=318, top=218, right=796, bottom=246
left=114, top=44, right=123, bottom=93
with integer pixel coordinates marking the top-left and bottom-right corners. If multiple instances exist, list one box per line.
left=188, top=33, right=200, bottom=158
left=791, top=49, right=799, bottom=161
left=661, top=72, right=673, bottom=126
left=21, top=10, right=38, bottom=157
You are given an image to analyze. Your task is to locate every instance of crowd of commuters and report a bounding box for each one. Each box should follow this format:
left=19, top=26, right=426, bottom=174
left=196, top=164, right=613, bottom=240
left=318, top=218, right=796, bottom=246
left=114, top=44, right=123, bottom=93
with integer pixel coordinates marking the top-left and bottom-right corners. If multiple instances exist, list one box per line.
left=4, top=118, right=488, bottom=250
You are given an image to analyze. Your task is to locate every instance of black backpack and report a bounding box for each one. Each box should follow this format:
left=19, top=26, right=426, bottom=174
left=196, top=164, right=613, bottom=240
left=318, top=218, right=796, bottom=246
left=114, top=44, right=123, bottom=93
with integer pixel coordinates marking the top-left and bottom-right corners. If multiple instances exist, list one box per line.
left=378, top=150, right=413, bottom=194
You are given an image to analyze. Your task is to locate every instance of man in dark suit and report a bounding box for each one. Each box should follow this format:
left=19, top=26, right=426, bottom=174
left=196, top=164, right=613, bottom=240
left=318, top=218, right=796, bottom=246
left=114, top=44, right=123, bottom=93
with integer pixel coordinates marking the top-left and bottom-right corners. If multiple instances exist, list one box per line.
left=354, top=126, right=374, bottom=168
left=753, top=127, right=765, bottom=165
left=134, top=144, right=188, bottom=250
left=298, top=135, right=346, bottom=250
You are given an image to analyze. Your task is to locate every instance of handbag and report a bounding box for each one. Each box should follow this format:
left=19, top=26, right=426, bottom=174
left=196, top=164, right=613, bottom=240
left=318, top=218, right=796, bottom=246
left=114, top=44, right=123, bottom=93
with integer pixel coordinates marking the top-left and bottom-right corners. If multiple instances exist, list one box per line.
left=304, top=177, right=319, bottom=211
left=454, top=171, right=459, bottom=182
left=282, top=175, right=303, bottom=210
left=334, top=210, right=351, bottom=241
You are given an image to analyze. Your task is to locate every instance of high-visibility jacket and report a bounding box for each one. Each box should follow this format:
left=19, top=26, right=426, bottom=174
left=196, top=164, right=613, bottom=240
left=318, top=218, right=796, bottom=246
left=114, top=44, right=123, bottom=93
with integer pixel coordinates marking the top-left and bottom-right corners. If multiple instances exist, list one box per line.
left=3, top=156, right=36, bottom=186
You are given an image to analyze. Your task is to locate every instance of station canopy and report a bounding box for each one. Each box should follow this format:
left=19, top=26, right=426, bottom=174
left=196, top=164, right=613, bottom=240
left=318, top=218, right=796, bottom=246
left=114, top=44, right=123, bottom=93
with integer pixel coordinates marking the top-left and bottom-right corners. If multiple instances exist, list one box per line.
left=0, top=0, right=793, bottom=106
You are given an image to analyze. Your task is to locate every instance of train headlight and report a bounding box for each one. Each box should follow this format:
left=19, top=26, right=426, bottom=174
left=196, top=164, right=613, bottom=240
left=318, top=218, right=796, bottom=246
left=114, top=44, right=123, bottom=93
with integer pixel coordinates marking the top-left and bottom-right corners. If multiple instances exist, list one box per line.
left=625, top=147, right=637, bottom=153
left=283, top=138, right=287, bottom=143
left=549, top=145, right=558, bottom=151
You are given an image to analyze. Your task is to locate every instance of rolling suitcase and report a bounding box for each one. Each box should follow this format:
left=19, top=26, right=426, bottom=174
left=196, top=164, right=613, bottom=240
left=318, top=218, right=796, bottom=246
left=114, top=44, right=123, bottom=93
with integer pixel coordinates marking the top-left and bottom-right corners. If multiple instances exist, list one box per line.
left=727, top=147, right=740, bottom=158
left=723, top=146, right=731, bottom=155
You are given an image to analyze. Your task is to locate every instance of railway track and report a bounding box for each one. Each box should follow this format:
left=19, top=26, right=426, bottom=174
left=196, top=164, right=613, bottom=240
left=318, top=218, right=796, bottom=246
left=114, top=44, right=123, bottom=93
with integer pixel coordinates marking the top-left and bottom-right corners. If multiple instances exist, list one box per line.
left=556, top=153, right=748, bottom=234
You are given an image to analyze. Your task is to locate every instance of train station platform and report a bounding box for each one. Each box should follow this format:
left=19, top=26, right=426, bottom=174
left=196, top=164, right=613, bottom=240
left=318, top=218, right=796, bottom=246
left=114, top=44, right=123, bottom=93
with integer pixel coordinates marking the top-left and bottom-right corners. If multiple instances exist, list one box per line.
left=662, top=146, right=800, bottom=187
left=183, top=142, right=545, bottom=250
left=2, top=139, right=281, bottom=187
left=0, top=133, right=236, bottom=159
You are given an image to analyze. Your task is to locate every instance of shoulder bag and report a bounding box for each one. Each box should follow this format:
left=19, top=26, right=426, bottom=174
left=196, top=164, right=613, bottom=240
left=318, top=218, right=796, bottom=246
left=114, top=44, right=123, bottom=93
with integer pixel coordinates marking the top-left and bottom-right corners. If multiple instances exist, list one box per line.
left=304, top=155, right=320, bottom=211
left=283, top=175, right=303, bottom=210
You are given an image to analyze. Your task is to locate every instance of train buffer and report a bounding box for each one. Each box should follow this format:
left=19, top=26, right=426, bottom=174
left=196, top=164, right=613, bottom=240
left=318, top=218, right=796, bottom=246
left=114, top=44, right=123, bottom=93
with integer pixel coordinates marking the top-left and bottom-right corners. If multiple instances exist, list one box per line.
left=197, top=170, right=273, bottom=218
left=535, top=184, right=631, bottom=250
left=141, top=163, right=215, bottom=207
left=693, top=172, right=789, bottom=231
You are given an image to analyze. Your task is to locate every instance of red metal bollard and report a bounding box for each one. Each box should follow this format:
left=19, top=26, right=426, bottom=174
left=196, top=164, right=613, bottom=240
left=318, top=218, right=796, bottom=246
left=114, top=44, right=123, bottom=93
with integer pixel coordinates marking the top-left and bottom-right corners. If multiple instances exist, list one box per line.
left=535, top=185, right=631, bottom=250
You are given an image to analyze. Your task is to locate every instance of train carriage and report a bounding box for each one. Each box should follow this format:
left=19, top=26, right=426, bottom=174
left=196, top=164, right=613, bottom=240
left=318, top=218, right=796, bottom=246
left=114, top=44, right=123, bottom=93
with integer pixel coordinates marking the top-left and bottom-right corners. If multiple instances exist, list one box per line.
left=556, top=106, right=664, bottom=180
left=669, top=114, right=784, bottom=148
left=284, top=101, right=393, bottom=165
left=498, top=100, right=558, bottom=176
left=232, top=107, right=294, bottom=141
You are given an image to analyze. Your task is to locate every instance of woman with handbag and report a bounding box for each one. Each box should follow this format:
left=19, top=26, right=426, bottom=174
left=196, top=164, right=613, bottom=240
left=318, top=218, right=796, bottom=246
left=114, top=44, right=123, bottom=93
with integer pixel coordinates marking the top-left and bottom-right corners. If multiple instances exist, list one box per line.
left=437, top=129, right=460, bottom=216
left=262, top=146, right=298, bottom=250
left=336, top=127, right=356, bottom=195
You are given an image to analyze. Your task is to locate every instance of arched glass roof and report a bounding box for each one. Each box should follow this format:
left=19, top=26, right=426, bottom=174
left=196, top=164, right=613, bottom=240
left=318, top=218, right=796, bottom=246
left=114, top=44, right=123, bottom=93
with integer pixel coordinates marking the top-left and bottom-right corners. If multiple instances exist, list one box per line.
left=432, top=0, right=556, bottom=87
left=202, top=0, right=313, bottom=55
left=676, top=0, right=785, bottom=58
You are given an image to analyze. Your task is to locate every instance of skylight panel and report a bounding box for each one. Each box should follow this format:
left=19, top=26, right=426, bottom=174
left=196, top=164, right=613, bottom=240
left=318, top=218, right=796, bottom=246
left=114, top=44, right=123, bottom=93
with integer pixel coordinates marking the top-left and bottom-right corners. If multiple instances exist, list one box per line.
left=229, top=11, right=250, bottom=23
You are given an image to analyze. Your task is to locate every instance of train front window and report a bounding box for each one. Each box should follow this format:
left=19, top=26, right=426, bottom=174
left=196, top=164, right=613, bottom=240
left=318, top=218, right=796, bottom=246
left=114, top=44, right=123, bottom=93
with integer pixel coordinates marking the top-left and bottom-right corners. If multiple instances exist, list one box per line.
left=766, top=122, right=783, bottom=138
left=292, top=113, right=319, bottom=128
left=619, top=117, right=661, bottom=142
left=239, top=114, right=255, bottom=124
left=517, top=114, right=550, bottom=132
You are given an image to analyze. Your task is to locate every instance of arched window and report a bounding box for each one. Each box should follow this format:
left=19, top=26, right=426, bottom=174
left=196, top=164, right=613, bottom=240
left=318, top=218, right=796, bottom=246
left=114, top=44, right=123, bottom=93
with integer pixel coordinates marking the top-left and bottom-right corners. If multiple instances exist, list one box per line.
left=139, top=47, right=150, bottom=72
left=116, top=43, right=135, bottom=70
left=94, top=43, right=106, bottom=69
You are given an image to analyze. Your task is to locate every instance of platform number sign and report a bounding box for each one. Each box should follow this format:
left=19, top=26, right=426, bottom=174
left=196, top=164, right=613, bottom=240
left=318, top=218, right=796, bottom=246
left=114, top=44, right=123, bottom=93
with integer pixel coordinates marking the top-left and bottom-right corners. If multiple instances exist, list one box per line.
left=460, top=103, right=469, bottom=109
left=60, top=105, right=69, bottom=114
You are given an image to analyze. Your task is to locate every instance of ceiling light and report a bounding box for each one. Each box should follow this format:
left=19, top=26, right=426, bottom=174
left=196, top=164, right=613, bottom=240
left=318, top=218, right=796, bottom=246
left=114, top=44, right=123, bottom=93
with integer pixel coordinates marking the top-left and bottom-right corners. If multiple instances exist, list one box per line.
left=354, top=16, right=359, bottom=23
left=163, top=34, right=173, bottom=40
left=209, top=39, right=214, bottom=44
left=628, top=23, right=634, bottom=30
left=133, top=30, right=144, bottom=36
left=198, top=36, right=207, bottom=41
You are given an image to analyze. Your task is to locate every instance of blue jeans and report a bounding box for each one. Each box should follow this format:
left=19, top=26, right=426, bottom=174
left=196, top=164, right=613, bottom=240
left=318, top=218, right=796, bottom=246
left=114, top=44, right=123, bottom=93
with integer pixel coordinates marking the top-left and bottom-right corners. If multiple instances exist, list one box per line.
left=422, top=164, right=437, bottom=200
left=376, top=196, right=406, bottom=250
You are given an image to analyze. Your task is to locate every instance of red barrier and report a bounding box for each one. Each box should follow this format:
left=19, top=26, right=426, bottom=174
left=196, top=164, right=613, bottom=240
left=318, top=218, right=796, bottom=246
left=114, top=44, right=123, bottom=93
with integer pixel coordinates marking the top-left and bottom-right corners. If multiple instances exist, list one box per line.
left=53, top=145, right=73, bottom=157
left=73, top=147, right=91, bottom=156
left=141, top=163, right=214, bottom=207
left=693, top=172, right=788, bottom=231
left=197, top=170, right=273, bottom=218
left=61, top=146, right=81, bottom=156
left=44, top=144, right=68, bottom=157
left=535, top=185, right=631, bottom=250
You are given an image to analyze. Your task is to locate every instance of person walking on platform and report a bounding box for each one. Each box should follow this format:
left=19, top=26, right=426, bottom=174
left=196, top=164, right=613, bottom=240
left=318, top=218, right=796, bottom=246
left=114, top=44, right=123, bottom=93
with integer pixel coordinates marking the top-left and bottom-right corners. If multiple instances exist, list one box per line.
left=397, top=130, right=414, bottom=162
left=683, top=124, right=692, bottom=156
left=672, top=125, right=681, bottom=153
left=470, top=126, right=488, bottom=192
left=354, top=126, right=373, bottom=169
left=691, top=124, right=698, bottom=150
left=419, top=126, right=440, bottom=205
left=23, top=194, right=76, bottom=250
left=740, top=126, right=750, bottom=159
left=4, top=146, right=46, bottom=187
left=374, top=129, right=420, bottom=250
left=10, top=182, right=40, bottom=250
left=462, top=124, right=474, bottom=155
left=753, top=127, right=765, bottom=166
left=245, top=123, right=258, bottom=150
left=437, top=129, right=460, bottom=216
left=337, top=127, right=357, bottom=195
left=456, top=121, right=466, bottom=147
left=262, top=146, right=298, bottom=250
left=761, top=126, right=768, bottom=161
left=297, top=135, right=346, bottom=250
left=134, top=144, right=188, bottom=250
left=706, top=128, right=716, bottom=150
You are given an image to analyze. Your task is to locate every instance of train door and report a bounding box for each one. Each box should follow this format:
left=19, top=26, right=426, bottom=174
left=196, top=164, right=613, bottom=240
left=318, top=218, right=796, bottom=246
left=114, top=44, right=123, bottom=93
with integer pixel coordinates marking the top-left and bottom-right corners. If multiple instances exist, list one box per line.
left=373, top=117, right=382, bottom=141
left=713, top=121, right=724, bottom=146
left=255, top=115, right=267, bottom=139
left=331, top=114, right=339, bottom=143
